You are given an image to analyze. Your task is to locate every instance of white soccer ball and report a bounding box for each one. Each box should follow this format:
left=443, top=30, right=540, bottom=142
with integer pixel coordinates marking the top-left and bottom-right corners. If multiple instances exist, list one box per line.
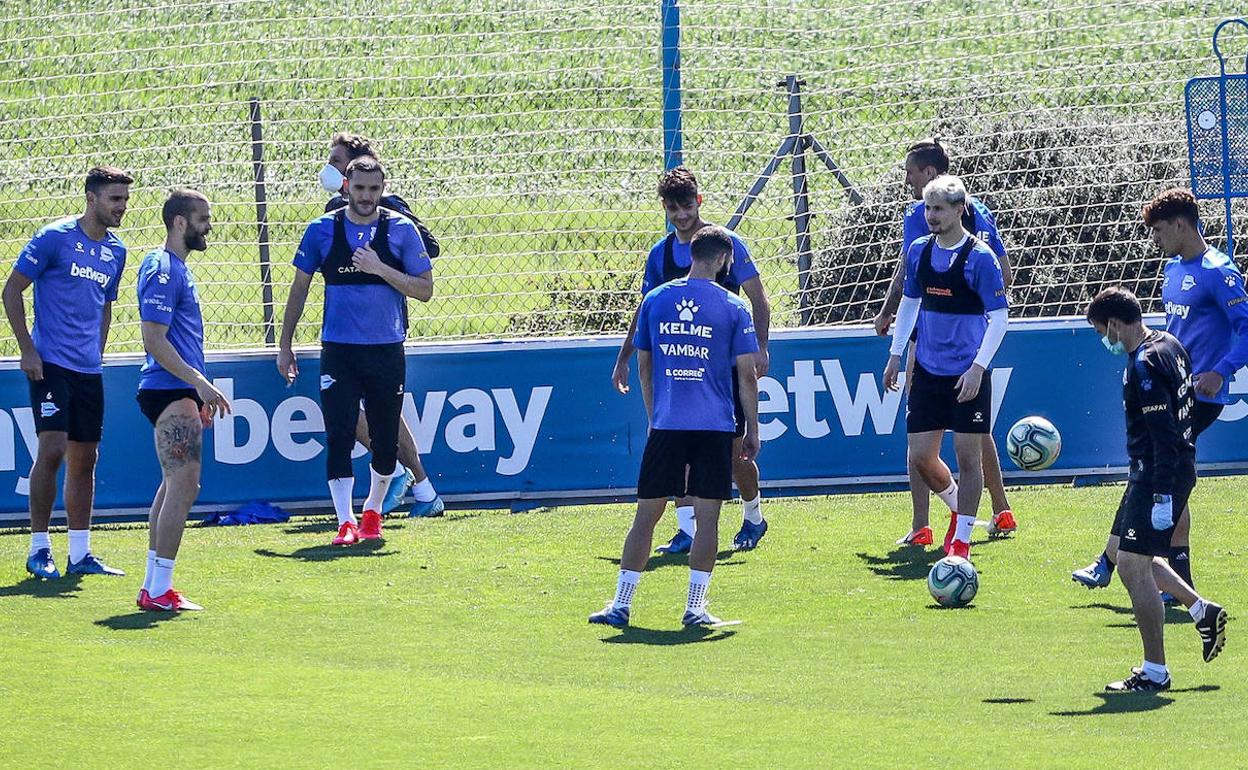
left=927, top=555, right=979, bottom=608
left=1005, top=415, right=1062, bottom=471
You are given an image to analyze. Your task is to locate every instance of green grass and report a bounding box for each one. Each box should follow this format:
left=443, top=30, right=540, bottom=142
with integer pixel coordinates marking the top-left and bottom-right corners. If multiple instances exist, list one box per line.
left=0, top=1, right=1236, bottom=352
left=1, top=477, right=1245, bottom=768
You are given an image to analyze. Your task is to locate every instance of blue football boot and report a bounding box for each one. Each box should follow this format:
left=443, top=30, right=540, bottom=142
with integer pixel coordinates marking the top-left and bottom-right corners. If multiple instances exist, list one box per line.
left=682, top=607, right=727, bottom=627
left=382, top=468, right=417, bottom=515
left=588, top=603, right=630, bottom=628
left=25, top=548, right=61, bottom=580
left=1071, top=553, right=1113, bottom=589
left=408, top=494, right=446, bottom=518
left=655, top=529, right=693, bottom=554
left=66, top=553, right=125, bottom=576
left=732, top=518, right=769, bottom=550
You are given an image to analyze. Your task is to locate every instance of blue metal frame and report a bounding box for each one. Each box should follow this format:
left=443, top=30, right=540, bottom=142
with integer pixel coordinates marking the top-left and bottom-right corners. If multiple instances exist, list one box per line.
left=660, top=0, right=683, bottom=171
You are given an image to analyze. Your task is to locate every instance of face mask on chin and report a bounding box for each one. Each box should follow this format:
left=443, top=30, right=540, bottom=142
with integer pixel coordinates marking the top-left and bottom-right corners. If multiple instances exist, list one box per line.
left=1101, top=322, right=1127, bottom=356
left=319, top=164, right=345, bottom=194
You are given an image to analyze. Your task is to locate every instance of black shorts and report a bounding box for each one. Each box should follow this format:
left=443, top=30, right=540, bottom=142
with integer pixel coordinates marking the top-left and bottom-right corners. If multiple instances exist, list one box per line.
left=1112, top=471, right=1196, bottom=557
left=905, top=361, right=992, bottom=435
left=636, top=429, right=735, bottom=500
left=29, top=362, right=105, bottom=442
left=1192, top=401, right=1224, bottom=439
left=136, top=388, right=203, bottom=427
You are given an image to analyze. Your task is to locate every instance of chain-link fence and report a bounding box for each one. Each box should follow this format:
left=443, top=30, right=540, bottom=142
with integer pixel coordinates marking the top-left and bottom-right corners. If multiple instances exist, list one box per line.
left=1, top=1, right=1244, bottom=357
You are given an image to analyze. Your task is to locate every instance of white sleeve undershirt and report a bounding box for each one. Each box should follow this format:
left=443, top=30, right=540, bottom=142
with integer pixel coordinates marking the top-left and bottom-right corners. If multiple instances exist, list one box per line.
left=973, top=308, right=1009, bottom=368
left=889, top=295, right=921, bottom=356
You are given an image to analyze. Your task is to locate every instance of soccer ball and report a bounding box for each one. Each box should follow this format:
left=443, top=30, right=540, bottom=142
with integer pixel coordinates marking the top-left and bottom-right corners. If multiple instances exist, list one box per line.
left=1005, top=415, right=1062, bottom=471
left=927, top=556, right=979, bottom=608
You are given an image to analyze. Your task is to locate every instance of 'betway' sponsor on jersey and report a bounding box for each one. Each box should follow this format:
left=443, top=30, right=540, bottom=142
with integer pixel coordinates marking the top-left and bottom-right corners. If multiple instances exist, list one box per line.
left=658, top=321, right=713, bottom=338
left=1165, top=302, right=1191, bottom=319
left=70, top=262, right=110, bottom=287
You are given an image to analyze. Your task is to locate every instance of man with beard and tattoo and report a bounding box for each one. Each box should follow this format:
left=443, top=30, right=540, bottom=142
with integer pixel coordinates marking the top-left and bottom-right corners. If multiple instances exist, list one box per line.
left=135, top=189, right=231, bottom=611
left=3, top=166, right=132, bottom=580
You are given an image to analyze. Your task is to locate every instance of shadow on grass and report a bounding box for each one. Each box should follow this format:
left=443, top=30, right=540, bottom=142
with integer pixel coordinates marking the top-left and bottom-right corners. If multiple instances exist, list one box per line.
left=600, top=626, right=737, bottom=646
left=0, top=574, right=84, bottom=600
left=1050, top=684, right=1218, bottom=717
left=1072, top=602, right=1193, bottom=626
left=857, top=538, right=1006, bottom=582
left=983, top=697, right=1034, bottom=704
left=254, top=539, right=396, bottom=562
left=594, top=551, right=742, bottom=573
left=94, top=611, right=195, bottom=631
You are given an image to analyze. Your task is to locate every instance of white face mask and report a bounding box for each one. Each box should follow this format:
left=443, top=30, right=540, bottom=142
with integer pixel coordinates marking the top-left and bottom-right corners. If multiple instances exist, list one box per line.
left=318, top=164, right=345, bottom=194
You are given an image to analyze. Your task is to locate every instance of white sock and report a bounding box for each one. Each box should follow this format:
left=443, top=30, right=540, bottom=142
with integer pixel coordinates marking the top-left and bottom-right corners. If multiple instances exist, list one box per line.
left=150, top=556, right=175, bottom=597
left=1141, top=660, right=1169, bottom=682
left=613, top=569, right=641, bottom=610
left=30, top=531, right=51, bottom=556
left=143, top=549, right=157, bottom=593
left=676, top=505, right=696, bottom=536
left=742, top=495, right=763, bottom=525
left=954, top=514, right=976, bottom=543
left=1189, top=598, right=1207, bottom=622
left=935, top=482, right=959, bottom=512
left=411, top=477, right=436, bottom=503
left=363, top=466, right=394, bottom=513
left=67, top=529, right=90, bottom=563
left=328, top=477, right=356, bottom=526
left=686, top=569, right=712, bottom=615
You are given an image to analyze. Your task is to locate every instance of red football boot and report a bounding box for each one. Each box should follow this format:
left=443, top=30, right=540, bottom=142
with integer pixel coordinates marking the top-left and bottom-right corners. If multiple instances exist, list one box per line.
left=139, top=588, right=204, bottom=612
left=332, top=521, right=360, bottom=546
left=896, top=526, right=934, bottom=546
left=358, top=509, right=384, bottom=541
left=949, top=539, right=971, bottom=560
left=943, top=512, right=958, bottom=554
left=988, top=510, right=1017, bottom=538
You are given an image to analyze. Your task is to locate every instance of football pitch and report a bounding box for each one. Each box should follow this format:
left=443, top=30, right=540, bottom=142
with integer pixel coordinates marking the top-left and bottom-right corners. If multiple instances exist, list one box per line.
left=0, top=477, right=1243, bottom=769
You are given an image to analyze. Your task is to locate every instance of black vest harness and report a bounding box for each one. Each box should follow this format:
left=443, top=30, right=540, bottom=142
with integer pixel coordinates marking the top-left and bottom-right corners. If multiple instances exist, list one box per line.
left=660, top=232, right=738, bottom=293
left=917, top=236, right=984, bottom=315
left=321, top=209, right=405, bottom=287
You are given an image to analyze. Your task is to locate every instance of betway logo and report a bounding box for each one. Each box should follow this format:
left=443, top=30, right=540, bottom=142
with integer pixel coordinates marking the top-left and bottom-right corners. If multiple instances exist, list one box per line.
left=70, top=262, right=110, bottom=287
left=1165, top=302, right=1190, bottom=320
left=757, top=360, right=1013, bottom=440
left=211, top=379, right=552, bottom=476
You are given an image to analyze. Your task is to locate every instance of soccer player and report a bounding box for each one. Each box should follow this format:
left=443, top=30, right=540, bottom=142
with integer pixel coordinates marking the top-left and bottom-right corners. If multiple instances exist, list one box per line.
left=591, top=226, right=760, bottom=628
left=135, top=189, right=231, bottom=611
left=874, top=140, right=1017, bottom=549
left=279, top=157, right=434, bottom=545
left=882, top=175, right=1009, bottom=561
left=320, top=132, right=444, bottom=517
left=611, top=167, right=772, bottom=553
left=1083, top=287, right=1226, bottom=691
left=1, top=166, right=132, bottom=579
left=1073, top=189, right=1248, bottom=592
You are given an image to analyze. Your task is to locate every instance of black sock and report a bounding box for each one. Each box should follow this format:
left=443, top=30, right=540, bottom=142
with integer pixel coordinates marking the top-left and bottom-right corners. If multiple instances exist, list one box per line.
left=1170, top=546, right=1193, bottom=588
left=1101, top=551, right=1116, bottom=574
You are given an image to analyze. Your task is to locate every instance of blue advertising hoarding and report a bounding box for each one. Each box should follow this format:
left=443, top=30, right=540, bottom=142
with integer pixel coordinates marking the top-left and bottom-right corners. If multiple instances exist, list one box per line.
left=1, top=318, right=1245, bottom=522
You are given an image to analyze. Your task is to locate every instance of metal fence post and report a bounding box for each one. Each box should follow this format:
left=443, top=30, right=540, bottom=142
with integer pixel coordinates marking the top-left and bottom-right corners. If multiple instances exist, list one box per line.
left=661, top=0, right=683, bottom=172
left=249, top=97, right=276, bottom=346
left=785, top=76, right=815, bottom=326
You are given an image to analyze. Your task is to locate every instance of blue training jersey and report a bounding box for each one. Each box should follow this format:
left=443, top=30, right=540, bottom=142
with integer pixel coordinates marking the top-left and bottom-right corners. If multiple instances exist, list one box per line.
left=1161, top=246, right=1248, bottom=404
left=293, top=209, right=432, bottom=344
left=902, top=196, right=1007, bottom=261
left=137, top=248, right=206, bottom=391
left=14, top=216, right=126, bottom=374
left=640, top=228, right=760, bottom=296
left=903, top=234, right=1008, bottom=377
left=634, top=278, right=759, bottom=432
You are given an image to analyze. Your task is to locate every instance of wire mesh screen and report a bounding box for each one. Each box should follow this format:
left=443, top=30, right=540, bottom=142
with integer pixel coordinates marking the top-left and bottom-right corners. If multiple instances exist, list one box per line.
left=1, top=1, right=1245, bottom=357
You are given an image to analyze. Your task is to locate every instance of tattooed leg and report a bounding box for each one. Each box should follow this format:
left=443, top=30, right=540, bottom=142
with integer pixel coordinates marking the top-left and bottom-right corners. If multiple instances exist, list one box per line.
left=152, top=400, right=204, bottom=560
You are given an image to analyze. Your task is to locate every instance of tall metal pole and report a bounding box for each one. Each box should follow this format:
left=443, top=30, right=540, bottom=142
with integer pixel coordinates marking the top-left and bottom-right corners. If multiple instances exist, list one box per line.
left=785, top=76, right=814, bottom=325
left=661, top=0, right=684, bottom=172
left=249, top=98, right=275, bottom=346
